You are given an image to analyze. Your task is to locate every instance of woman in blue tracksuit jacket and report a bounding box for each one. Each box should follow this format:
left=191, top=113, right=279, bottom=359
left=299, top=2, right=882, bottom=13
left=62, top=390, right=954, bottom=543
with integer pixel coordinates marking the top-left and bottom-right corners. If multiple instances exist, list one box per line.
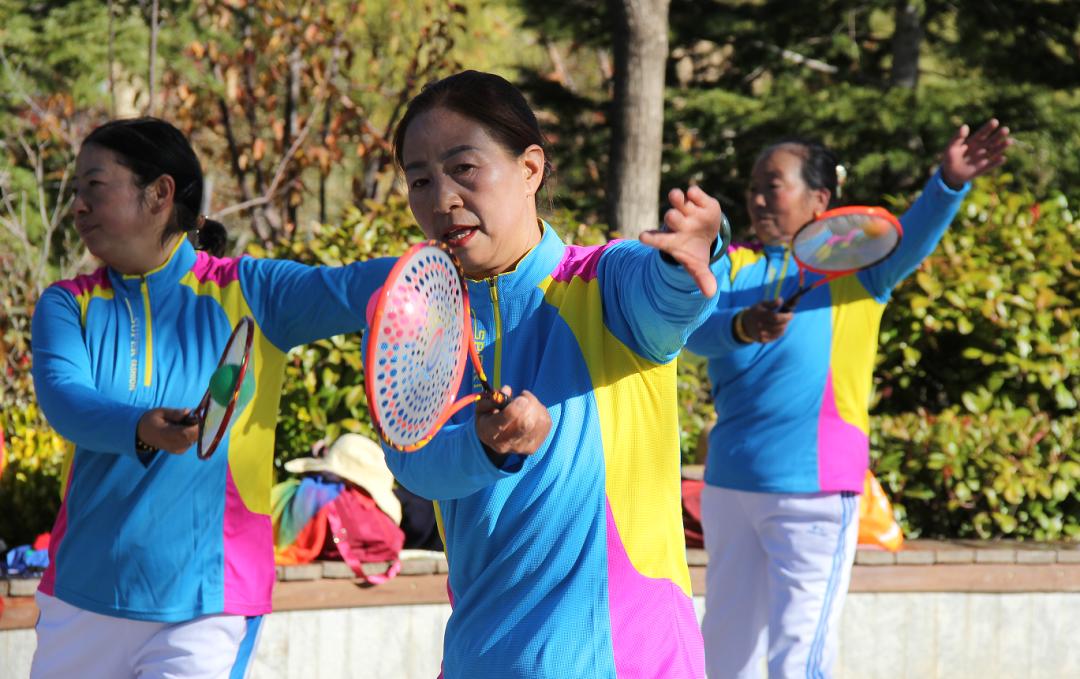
left=687, top=121, right=1012, bottom=679
left=29, top=118, right=392, bottom=678
left=382, top=70, right=728, bottom=678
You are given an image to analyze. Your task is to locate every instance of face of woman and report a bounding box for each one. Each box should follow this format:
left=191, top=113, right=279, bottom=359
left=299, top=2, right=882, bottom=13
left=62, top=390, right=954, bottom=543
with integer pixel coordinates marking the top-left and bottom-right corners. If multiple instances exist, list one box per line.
left=401, top=107, right=545, bottom=279
left=746, top=147, right=830, bottom=246
left=73, top=144, right=173, bottom=275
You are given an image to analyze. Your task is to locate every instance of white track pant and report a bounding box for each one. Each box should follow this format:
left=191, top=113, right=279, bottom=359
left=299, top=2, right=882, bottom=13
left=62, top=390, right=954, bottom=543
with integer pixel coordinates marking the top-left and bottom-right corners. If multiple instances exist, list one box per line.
left=700, top=486, right=859, bottom=679
left=30, top=591, right=263, bottom=679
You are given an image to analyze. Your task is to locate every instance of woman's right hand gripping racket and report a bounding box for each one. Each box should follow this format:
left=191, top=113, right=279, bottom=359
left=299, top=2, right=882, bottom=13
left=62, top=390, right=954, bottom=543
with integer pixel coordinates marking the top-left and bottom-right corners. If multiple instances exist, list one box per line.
left=188, top=315, right=256, bottom=460
left=779, top=206, right=902, bottom=312
left=365, top=241, right=505, bottom=452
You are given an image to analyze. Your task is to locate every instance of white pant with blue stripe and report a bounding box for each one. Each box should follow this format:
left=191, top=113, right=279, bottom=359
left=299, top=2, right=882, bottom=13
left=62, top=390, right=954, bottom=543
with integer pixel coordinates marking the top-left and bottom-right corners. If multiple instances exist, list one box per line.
left=30, top=591, right=264, bottom=679
left=700, top=486, right=859, bottom=679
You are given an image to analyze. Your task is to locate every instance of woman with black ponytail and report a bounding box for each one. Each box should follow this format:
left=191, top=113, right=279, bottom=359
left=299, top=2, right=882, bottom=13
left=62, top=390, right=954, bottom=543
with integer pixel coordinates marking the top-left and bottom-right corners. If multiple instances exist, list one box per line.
left=29, top=117, right=394, bottom=678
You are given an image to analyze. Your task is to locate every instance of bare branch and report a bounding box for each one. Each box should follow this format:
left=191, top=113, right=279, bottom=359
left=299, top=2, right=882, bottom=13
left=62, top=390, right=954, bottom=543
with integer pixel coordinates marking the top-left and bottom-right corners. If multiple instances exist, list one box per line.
left=210, top=110, right=317, bottom=221
left=108, top=0, right=117, bottom=117
left=754, top=41, right=838, bottom=74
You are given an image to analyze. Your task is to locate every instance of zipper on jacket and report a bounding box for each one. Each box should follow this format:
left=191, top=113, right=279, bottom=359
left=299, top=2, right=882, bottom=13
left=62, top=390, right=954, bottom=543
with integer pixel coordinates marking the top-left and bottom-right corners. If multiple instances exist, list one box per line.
left=487, top=278, right=502, bottom=391
left=140, top=277, right=154, bottom=387
left=763, top=246, right=792, bottom=302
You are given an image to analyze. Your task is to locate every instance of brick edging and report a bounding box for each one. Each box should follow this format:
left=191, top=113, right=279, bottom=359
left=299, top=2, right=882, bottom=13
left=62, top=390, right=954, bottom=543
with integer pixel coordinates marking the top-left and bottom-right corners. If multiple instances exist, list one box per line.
left=5, top=541, right=1080, bottom=631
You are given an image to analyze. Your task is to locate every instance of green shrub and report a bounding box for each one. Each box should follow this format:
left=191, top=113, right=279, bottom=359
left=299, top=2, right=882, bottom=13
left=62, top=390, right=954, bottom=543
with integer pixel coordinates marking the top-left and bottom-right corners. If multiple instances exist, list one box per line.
left=872, top=407, right=1079, bottom=541
left=876, top=177, right=1079, bottom=416
left=0, top=404, right=67, bottom=547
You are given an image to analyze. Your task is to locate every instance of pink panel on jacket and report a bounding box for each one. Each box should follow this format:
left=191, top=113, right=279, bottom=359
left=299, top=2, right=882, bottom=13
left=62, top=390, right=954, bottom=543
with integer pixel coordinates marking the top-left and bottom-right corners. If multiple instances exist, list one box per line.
left=817, top=371, right=870, bottom=492
left=606, top=502, right=705, bottom=678
left=223, top=468, right=274, bottom=615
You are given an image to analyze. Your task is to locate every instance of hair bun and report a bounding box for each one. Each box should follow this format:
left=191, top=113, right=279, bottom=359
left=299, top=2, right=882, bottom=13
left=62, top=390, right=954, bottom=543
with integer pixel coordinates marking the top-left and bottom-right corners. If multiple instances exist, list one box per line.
left=196, top=219, right=228, bottom=257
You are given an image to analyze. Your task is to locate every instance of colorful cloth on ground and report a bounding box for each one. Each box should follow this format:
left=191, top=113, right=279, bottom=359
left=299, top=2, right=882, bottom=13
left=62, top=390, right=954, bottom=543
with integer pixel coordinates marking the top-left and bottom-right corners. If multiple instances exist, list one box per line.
left=31, top=238, right=391, bottom=622
left=385, top=224, right=722, bottom=678
left=685, top=171, right=968, bottom=493
left=271, top=477, right=344, bottom=565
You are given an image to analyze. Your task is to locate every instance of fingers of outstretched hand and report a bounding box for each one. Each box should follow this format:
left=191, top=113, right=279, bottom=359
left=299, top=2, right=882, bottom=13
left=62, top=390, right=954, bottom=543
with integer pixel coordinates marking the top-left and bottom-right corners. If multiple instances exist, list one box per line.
left=944, top=119, right=1011, bottom=186
left=667, top=187, right=686, bottom=212
left=967, top=118, right=1004, bottom=144
left=641, top=187, right=722, bottom=296
left=685, top=262, right=719, bottom=298
left=663, top=185, right=720, bottom=230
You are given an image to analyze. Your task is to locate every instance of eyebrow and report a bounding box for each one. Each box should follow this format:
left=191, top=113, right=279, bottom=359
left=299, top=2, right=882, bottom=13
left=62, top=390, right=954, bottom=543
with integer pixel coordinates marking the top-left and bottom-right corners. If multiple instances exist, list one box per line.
left=77, top=167, right=105, bottom=180
left=403, top=145, right=477, bottom=172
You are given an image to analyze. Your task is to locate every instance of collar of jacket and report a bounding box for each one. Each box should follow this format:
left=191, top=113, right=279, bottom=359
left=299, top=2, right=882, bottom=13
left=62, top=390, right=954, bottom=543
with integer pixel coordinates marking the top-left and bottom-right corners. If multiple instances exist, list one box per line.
left=465, top=220, right=566, bottom=300
left=109, top=237, right=197, bottom=292
left=762, top=242, right=789, bottom=260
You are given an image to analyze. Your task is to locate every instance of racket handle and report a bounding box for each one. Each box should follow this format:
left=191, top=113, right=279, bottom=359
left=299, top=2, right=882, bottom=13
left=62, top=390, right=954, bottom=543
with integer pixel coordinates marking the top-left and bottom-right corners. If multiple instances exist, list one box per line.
left=778, top=290, right=805, bottom=313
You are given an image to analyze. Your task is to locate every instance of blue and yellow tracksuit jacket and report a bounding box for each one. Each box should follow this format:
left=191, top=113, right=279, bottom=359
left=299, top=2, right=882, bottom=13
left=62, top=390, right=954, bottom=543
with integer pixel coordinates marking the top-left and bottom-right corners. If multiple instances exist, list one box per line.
left=686, top=171, right=969, bottom=493
left=31, top=238, right=390, bottom=622
left=385, top=224, right=724, bottom=679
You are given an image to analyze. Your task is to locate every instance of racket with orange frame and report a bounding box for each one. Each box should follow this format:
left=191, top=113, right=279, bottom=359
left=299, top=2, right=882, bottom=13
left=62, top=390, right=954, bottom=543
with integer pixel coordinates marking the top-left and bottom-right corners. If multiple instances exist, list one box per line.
left=365, top=240, right=504, bottom=452
left=187, top=316, right=256, bottom=460
left=779, top=206, right=902, bottom=312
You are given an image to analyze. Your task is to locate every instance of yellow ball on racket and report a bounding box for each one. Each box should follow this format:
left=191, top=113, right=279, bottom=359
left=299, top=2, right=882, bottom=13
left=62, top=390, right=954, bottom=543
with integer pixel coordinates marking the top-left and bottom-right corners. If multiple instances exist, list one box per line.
left=861, top=217, right=892, bottom=238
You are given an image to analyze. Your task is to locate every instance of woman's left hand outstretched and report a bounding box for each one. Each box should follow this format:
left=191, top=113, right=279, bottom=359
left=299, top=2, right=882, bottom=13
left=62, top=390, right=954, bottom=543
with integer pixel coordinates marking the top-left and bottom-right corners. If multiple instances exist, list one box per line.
left=940, top=119, right=1012, bottom=189
left=640, top=186, right=723, bottom=297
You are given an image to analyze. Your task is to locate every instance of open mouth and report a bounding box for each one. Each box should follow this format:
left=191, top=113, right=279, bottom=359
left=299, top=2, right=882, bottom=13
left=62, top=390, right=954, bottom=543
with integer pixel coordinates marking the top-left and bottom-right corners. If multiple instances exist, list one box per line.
left=443, top=226, right=478, bottom=247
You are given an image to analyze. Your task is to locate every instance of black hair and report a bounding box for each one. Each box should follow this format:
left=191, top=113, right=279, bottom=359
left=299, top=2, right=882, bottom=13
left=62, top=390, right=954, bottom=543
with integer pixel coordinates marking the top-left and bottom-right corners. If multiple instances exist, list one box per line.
left=757, top=137, right=843, bottom=208
left=82, top=117, right=227, bottom=256
left=392, top=70, right=552, bottom=192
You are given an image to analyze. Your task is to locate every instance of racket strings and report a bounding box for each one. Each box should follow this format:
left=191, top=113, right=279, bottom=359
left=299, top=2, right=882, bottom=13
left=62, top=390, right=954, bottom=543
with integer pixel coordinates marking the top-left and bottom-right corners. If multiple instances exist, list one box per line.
left=794, top=213, right=899, bottom=273
left=370, top=246, right=468, bottom=447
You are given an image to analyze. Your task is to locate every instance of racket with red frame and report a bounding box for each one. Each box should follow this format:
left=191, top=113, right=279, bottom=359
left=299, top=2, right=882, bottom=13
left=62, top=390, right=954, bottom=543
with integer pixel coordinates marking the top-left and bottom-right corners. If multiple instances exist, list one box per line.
left=365, top=240, right=503, bottom=452
left=188, top=315, right=255, bottom=460
left=779, top=206, right=902, bottom=312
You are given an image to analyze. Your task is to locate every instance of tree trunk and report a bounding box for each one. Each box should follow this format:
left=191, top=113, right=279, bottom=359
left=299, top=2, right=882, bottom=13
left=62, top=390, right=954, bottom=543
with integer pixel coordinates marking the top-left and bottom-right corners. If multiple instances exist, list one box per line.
left=146, top=0, right=159, bottom=114
left=891, top=0, right=923, bottom=89
left=606, top=0, right=671, bottom=239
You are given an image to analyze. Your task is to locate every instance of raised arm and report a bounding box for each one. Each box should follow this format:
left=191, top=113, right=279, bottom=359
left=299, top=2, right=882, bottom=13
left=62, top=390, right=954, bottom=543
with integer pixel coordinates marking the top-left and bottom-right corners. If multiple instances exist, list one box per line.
left=239, top=257, right=395, bottom=351
left=860, top=120, right=1012, bottom=298
left=603, top=186, right=729, bottom=363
